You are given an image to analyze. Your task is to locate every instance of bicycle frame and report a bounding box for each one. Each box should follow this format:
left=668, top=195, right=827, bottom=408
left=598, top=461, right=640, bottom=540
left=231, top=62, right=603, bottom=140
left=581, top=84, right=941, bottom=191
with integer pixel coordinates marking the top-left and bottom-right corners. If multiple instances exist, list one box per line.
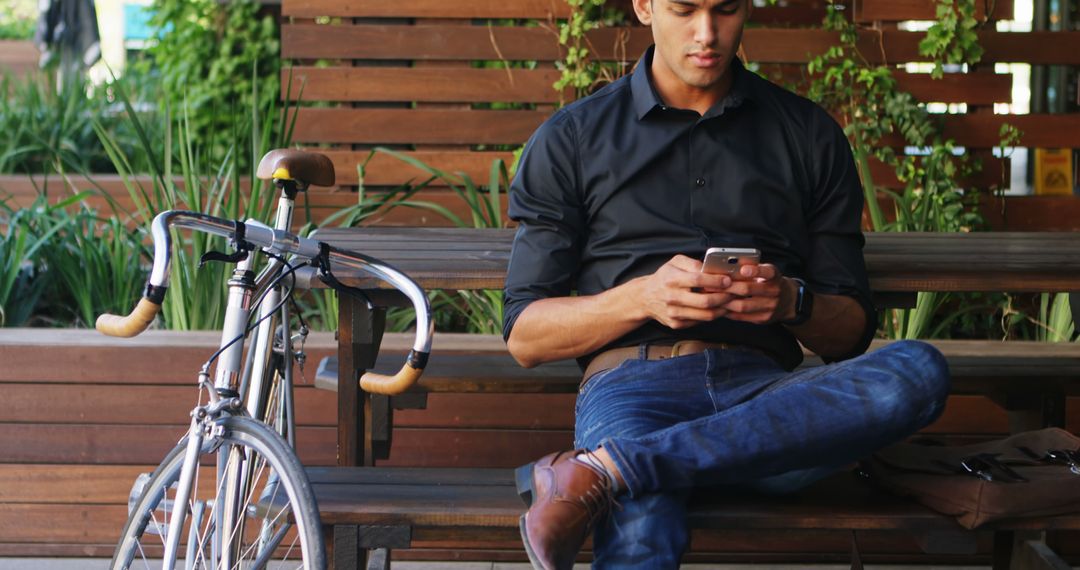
left=164, top=186, right=304, bottom=569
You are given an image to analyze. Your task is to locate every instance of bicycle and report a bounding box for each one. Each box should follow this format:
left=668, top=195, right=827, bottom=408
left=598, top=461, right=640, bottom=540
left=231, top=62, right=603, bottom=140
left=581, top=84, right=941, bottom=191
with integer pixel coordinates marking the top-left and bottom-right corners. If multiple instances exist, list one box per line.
left=99, top=149, right=433, bottom=569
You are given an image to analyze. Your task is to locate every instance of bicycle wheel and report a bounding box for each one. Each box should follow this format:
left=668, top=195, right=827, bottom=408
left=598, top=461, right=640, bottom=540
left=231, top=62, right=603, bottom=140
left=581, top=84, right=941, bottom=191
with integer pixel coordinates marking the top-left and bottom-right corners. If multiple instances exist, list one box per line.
left=111, top=416, right=326, bottom=570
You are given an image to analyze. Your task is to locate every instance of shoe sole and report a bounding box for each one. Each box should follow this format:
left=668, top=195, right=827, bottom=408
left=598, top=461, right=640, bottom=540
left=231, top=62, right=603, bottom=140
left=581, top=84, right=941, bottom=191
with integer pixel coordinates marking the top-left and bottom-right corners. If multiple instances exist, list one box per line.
left=517, top=464, right=549, bottom=570
left=519, top=513, right=549, bottom=570
left=515, top=461, right=536, bottom=506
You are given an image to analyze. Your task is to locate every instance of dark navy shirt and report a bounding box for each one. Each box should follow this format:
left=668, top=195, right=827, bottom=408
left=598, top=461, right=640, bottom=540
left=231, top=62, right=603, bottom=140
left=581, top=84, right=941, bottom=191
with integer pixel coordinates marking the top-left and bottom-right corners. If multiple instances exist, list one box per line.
left=502, top=47, right=877, bottom=370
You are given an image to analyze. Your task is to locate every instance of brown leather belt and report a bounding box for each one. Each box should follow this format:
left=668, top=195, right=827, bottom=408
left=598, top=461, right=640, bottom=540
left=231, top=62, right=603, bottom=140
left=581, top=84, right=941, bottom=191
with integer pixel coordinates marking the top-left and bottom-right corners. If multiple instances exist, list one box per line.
left=582, top=340, right=760, bottom=383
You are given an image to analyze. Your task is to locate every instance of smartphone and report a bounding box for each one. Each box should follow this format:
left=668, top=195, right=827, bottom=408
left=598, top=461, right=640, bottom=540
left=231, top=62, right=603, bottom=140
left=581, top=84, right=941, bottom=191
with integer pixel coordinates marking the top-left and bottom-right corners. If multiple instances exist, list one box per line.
left=701, top=247, right=761, bottom=275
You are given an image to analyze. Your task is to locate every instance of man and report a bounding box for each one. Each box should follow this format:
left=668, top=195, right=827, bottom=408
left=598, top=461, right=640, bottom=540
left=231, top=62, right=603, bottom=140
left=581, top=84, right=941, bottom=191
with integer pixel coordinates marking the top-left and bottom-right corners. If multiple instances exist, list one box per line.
left=502, top=0, right=951, bottom=568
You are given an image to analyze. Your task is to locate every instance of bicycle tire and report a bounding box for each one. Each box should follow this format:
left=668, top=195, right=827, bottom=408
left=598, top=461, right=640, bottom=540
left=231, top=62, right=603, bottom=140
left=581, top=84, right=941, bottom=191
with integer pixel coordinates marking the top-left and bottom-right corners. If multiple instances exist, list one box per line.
left=111, top=416, right=326, bottom=570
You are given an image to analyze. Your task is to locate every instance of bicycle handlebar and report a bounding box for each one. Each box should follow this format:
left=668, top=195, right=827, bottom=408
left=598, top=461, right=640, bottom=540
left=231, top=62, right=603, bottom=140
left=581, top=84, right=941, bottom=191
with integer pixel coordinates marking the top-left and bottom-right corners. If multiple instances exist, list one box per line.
left=95, top=297, right=163, bottom=337
left=96, top=210, right=433, bottom=395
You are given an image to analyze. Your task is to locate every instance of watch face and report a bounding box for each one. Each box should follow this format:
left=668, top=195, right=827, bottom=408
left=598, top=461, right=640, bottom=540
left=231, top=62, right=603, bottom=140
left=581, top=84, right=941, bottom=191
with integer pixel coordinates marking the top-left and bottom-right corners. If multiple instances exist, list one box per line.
left=783, top=279, right=811, bottom=325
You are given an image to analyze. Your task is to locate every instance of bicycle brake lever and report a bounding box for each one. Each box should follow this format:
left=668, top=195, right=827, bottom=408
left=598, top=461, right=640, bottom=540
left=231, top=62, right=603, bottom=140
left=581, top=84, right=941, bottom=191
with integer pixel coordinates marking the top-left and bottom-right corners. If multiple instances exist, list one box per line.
left=199, top=249, right=249, bottom=267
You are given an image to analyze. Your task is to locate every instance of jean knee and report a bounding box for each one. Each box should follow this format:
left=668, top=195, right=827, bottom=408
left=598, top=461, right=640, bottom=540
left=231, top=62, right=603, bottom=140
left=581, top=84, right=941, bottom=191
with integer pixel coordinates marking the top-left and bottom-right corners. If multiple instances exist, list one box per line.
left=882, top=340, right=951, bottom=426
left=894, top=340, right=950, bottom=396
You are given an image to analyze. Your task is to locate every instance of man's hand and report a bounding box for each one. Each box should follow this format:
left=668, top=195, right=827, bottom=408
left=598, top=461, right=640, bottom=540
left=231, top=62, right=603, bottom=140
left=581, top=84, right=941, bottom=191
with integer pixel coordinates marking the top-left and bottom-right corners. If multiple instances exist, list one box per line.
left=507, top=255, right=866, bottom=367
left=716, top=263, right=799, bottom=325
left=638, top=255, right=741, bottom=329
left=506, top=254, right=740, bottom=366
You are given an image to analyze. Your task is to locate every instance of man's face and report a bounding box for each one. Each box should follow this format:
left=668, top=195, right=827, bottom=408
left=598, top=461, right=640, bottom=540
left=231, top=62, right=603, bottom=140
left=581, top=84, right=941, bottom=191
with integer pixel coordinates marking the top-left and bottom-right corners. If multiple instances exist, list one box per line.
left=633, top=0, right=749, bottom=91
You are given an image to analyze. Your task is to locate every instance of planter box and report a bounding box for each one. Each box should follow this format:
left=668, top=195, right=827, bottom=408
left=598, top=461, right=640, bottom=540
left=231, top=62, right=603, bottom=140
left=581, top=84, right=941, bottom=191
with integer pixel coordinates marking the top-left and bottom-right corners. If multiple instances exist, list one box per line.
left=0, top=40, right=39, bottom=78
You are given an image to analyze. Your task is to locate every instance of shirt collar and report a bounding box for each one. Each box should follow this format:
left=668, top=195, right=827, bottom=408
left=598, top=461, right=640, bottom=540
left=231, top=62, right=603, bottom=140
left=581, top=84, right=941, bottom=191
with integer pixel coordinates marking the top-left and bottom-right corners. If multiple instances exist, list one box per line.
left=630, top=45, right=751, bottom=120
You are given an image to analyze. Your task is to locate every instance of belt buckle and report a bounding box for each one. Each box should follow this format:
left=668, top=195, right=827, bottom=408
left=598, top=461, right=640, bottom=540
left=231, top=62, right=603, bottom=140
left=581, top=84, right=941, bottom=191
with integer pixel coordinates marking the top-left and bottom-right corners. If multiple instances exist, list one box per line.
left=670, top=340, right=695, bottom=357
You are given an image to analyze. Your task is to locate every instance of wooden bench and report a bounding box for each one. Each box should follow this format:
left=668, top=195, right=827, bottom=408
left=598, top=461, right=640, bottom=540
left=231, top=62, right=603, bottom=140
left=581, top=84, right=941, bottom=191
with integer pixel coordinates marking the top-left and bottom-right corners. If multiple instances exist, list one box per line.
left=301, top=228, right=1080, bottom=568
left=310, top=468, right=1080, bottom=569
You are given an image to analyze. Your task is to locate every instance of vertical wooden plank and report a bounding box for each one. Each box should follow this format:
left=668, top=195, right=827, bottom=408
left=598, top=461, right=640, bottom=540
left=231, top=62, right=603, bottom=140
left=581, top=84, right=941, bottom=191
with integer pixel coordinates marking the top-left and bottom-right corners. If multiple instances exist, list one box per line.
left=337, top=296, right=360, bottom=466
left=371, top=394, right=393, bottom=461
left=335, top=295, right=388, bottom=467
left=358, top=306, right=387, bottom=467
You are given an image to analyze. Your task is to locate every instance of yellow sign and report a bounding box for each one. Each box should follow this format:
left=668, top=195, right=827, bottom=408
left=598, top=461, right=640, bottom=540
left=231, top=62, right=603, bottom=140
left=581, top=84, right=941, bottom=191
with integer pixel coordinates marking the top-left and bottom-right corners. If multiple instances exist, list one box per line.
left=1034, top=148, right=1074, bottom=196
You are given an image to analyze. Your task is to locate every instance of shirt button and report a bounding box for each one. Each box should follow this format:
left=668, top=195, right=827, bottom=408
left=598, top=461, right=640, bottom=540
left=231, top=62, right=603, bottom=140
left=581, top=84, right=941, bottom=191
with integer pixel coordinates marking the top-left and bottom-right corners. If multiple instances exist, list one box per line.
left=695, top=177, right=706, bottom=187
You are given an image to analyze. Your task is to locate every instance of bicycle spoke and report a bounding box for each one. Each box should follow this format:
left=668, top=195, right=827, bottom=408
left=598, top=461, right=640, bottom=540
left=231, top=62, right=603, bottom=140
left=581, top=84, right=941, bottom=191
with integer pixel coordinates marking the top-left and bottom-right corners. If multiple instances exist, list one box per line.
left=135, top=542, right=151, bottom=570
left=280, top=532, right=303, bottom=569
left=113, top=419, right=324, bottom=570
left=235, top=452, right=288, bottom=567
left=191, top=498, right=213, bottom=569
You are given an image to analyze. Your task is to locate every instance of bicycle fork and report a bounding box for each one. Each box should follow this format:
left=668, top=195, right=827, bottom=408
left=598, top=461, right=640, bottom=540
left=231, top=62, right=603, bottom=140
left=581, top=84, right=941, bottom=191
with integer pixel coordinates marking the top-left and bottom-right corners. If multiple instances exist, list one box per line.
left=161, top=394, right=239, bottom=570
left=162, top=414, right=203, bottom=570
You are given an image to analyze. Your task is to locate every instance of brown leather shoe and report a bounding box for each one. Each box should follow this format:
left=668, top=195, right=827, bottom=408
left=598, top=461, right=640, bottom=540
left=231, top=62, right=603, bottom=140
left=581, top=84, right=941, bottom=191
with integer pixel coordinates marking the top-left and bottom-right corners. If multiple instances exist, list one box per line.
left=518, top=450, right=617, bottom=570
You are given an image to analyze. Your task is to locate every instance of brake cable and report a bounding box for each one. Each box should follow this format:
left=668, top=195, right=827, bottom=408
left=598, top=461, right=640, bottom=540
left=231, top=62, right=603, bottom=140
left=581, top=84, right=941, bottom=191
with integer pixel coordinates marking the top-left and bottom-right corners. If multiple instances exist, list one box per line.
left=313, top=242, right=376, bottom=311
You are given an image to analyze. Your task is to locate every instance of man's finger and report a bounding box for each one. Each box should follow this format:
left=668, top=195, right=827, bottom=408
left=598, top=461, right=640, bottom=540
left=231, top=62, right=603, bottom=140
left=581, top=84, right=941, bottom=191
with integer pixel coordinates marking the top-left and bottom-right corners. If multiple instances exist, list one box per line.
left=721, top=311, right=771, bottom=324
left=669, top=254, right=703, bottom=272
left=724, top=280, right=780, bottom=298
left=738, top=263, right=779, bottom=281
left=723, top=296, right=776, bottom=315
left=677, top=290, right=737, bottom=309
left=666, top=306, right=728, bottom=324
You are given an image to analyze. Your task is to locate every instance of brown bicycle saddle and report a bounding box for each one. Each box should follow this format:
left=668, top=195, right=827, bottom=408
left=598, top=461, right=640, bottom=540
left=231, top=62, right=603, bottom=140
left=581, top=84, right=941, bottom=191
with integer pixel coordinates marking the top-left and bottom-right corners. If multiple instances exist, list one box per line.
left=256, top=149, right=335, bottom=188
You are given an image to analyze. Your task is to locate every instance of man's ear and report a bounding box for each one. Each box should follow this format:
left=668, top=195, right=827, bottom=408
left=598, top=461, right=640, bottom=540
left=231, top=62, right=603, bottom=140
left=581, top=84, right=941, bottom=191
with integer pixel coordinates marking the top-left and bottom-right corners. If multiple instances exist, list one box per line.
left=632, top=0, right=653, bottom=25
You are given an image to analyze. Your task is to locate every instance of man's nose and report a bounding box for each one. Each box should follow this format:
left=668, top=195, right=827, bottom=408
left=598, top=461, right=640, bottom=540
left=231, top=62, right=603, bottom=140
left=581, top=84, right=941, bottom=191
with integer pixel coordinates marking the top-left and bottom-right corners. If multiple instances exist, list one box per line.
left=692, top=13, right=717, bottom=47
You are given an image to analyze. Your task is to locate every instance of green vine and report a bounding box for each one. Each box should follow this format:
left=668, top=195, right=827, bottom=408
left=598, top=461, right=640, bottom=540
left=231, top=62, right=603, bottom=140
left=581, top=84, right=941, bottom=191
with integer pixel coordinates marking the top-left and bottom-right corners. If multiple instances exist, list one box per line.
left=806, top=0, right=1019, bottom=339
left=807, top=3, right=980, bottom=235
left=554, top=0, right=627, bottom=103
left=919, top=0, right=986, bottom=78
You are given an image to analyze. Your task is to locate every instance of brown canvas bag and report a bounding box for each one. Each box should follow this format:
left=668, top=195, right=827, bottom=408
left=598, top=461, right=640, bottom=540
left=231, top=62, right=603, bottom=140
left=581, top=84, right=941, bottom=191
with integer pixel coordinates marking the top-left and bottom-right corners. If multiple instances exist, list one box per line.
left=863, top=428, right=1080, bottom=529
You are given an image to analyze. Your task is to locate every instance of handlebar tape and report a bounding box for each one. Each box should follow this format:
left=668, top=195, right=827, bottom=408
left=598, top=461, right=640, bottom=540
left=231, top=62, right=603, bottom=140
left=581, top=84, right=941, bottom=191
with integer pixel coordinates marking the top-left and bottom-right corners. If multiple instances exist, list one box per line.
left=96, top=297, right=162, bottom=338
left=359, top=350, right=429, bottom=395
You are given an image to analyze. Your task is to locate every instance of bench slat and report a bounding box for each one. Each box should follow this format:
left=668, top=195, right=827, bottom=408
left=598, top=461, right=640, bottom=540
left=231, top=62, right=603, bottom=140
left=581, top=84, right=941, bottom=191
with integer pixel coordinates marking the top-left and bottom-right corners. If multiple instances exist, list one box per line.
left=309, top=228, right=1080, bottom=292
left=290, top=108, right=1080, bottom=149
left=283, top=25, right=1080, bottom=65
left=310, top=468, right=1080, bottom=532
left=315, top=339, right=1080, bottom=394
left=284, top=66, right=1011, bottom=106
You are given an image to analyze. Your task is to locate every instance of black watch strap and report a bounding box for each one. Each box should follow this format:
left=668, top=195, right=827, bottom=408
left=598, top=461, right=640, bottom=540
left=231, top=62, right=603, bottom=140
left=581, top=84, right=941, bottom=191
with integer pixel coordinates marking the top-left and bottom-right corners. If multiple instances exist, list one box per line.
left=781, top=278, right=814, bottom=326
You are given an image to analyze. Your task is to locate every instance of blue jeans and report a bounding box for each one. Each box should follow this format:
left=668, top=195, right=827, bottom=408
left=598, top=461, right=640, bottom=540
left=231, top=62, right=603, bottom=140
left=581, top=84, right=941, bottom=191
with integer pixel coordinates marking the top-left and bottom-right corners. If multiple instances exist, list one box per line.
left=574, top=340, right=950, bottom=569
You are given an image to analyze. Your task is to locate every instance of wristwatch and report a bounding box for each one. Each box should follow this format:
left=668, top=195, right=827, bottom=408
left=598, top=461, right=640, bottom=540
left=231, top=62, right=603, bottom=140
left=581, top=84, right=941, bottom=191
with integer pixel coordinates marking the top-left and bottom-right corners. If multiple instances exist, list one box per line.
left=781, top=278, right=814, bottom=326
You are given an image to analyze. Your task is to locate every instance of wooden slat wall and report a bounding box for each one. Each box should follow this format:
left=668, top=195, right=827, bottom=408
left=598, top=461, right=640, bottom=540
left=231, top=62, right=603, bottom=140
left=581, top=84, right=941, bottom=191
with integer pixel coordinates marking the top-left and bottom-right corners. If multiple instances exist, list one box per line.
left=278, top=0, right=1080, bottom=220
left=7, top=175, right=1080, bottom=231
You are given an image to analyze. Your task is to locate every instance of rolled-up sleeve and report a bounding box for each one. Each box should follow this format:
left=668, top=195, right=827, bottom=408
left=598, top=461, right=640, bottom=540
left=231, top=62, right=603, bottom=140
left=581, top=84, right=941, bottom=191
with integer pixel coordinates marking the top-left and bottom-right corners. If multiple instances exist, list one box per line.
left=502, top=112, right=585, bottom=341
left=805, top=109, right=878, bottom=359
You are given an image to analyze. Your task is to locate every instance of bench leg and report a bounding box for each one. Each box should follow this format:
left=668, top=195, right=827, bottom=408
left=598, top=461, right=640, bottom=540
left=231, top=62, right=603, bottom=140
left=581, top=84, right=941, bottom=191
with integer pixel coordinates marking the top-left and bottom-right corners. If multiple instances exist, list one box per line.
left=366, top=548, right=391, bottom=570
left=1013, top=539, right=1071, bottom=570
left=333, top=524, right=360, bottom=570
left=994, top=530, right=1071, bottom=570
left=337, top=295, right=387, bottom=467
